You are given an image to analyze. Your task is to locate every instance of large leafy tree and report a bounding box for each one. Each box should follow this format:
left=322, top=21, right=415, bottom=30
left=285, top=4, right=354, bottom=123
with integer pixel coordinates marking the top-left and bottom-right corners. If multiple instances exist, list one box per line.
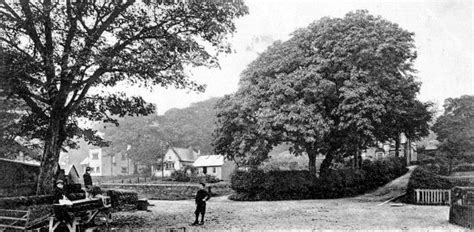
left=214, top=10, right=432, bottom=175
left=432, top=95, right=474, bottom=174
left=0, top=0, right=247, bottom=194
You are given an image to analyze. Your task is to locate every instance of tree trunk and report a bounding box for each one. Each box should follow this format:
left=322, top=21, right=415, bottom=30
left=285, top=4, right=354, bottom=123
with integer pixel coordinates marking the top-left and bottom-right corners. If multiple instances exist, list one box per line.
left=36, top=111, right=66, bottom=195
left=307, top=150, right=317, bottom=176
left=319, top=153, right=333, bottom=176
left=394, top=135, right=401, bottom=157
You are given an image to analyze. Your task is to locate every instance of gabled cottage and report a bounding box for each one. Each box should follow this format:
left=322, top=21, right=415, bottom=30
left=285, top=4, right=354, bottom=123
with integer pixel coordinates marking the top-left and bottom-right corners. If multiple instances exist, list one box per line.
left=193, top=155, right=236, bottom=181
left=152, top=147, right=199, bottom=177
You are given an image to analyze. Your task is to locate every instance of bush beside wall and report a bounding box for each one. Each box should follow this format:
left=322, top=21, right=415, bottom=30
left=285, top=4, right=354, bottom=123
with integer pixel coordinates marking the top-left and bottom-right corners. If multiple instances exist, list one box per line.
left=230, top=157, right=408, bottom=201
left=405, top=167, right=472, bottom=204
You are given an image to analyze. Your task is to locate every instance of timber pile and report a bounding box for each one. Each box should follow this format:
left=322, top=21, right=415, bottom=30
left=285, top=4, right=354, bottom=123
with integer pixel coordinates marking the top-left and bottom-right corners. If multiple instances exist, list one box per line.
left=106, top=189, right=138, bottom=210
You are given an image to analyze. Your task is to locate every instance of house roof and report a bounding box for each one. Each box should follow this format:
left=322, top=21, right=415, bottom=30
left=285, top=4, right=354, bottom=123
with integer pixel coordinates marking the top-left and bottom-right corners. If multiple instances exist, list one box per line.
left=0, top=157, right=40, bottom=167
left=170, top=147, right=198, bottom=162
left=80, top=157, right=90, bottom=165
left=64, top=165, right=79, bottom=177
left=194, top=155, right=224, bottom=167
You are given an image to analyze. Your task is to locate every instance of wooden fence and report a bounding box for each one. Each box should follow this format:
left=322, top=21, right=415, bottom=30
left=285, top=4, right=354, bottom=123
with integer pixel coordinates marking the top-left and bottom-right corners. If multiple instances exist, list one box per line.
left=414, top=189, right=451, bottom=205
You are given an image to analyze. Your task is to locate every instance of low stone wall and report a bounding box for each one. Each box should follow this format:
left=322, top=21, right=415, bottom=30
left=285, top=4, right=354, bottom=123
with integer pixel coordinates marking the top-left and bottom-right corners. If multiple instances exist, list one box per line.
left=99, top=182, right=232, bottom=200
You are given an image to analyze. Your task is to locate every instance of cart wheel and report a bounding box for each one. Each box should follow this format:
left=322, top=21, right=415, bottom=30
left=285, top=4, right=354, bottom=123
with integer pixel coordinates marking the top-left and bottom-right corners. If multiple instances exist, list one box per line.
left=93, top=211, right=112, bottom=227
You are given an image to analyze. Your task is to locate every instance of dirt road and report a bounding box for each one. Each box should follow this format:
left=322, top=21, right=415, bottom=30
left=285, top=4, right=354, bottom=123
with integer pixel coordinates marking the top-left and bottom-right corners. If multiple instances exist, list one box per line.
left=109, top=197, right=467, bottom=231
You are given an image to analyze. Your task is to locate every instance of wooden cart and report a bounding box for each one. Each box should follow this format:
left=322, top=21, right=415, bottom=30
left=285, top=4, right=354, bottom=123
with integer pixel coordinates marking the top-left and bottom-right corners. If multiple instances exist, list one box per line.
left=49, top=196, right=112, bottom=232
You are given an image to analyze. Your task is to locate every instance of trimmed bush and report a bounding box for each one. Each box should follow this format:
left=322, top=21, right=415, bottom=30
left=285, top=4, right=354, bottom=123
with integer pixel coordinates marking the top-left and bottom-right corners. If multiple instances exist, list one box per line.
left=205, top=175, right=221, bottom=183
left=171, top=170, right=190, bottom=182
left=405, top=167, right=453, bottom=203
left=230, top=157, right=408, bottom=201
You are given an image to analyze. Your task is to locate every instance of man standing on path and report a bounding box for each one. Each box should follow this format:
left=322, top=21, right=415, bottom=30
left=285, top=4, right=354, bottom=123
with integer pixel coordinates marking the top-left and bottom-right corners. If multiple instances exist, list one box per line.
left=192, top=182, right=211, bottom=226
left=83, top=167, right=93, bottom=198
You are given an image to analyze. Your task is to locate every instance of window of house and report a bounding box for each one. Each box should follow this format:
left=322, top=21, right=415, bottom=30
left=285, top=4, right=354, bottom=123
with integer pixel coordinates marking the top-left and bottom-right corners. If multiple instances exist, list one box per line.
left=91, top=152, right=99, bottom=160
left=165, top=162, right=174, bottom=170
left=121, top=167, right=128, bottom=174
left=213, top=167, right=216, bottom=173
left=203, top=167, right=207, bottom=174
left=96, top=167, right=100, bottom=173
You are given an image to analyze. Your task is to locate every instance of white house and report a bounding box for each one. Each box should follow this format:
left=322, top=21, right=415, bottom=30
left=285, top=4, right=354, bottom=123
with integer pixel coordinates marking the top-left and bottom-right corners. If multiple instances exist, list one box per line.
left=80, top=148, right=103, bottom=176
left=152, top=147, right=199, bottom=177
left=79, top=147, right=136, bottom=177
left=193, top=155, right=235, bottom=181
left=361, top=133, right=418, bottom=164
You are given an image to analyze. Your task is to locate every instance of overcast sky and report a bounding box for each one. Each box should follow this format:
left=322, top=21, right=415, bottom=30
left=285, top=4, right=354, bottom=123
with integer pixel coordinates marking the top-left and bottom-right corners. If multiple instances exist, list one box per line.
left=123, top=0, right=473, bottom=114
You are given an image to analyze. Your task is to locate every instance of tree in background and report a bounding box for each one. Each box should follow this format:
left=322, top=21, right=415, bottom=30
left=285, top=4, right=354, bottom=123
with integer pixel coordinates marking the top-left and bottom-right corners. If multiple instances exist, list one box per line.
left=99, top=98, right=220, bottom=173
left=213, top=10, right=432, bottom=175
left=0, top=0, right=248, bottom=194
left=0, top=72, right=42, bottom=159
left=432, top=95, right=474, bottom=174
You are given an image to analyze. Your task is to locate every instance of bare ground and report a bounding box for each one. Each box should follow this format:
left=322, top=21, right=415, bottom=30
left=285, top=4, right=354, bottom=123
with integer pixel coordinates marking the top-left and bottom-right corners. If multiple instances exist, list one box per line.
left=106, top=166, right=468, bottom=231
left=108, top=197, right=467, bottom=231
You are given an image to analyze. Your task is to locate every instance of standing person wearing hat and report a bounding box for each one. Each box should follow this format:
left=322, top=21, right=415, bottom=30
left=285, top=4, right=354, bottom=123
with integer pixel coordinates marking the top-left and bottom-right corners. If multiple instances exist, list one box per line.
left=192, top=183, right=211, bottom=226
left=83, top=167, right=93, bottom=198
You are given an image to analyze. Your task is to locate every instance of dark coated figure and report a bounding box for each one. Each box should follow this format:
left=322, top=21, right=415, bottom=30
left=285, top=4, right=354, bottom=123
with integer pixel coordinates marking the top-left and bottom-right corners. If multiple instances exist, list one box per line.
left=192, top=182, right=210, bottom=226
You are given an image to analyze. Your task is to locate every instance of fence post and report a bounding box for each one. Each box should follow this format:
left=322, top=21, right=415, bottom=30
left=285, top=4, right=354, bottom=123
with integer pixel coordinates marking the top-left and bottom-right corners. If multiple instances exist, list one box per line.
left=448, top=190, right=452, bottom=205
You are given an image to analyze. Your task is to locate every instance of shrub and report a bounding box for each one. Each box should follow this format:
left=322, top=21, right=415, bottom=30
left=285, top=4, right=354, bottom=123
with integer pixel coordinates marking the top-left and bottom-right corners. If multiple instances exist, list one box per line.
left=171, top=170, right=190, bottom=182
left=205, top=175, right=221, bottom=183
left=405, top=167, right=453, bottom=203
left=231, top=157, right=408, bottom=201
left=452, top=164, right=474, bottom=173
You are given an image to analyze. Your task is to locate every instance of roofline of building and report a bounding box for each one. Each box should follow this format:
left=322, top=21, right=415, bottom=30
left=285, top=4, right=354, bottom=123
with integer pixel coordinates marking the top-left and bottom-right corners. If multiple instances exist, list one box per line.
left=0, top=157, right=40, bottom=167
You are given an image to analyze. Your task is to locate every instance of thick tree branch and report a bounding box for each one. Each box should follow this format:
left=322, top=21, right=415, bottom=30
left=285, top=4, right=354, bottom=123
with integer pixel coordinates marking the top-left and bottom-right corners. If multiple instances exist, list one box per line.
left=19, top=0, right=46, bottom=59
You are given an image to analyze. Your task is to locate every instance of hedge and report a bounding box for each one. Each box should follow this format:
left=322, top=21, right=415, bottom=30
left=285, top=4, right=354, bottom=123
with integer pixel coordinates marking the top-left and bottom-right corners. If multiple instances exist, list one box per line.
left=171, top=170, right=222, bottom=183
left=405, top=167, right=472, bottom=204
left=230, top=157, right=408, bottom=201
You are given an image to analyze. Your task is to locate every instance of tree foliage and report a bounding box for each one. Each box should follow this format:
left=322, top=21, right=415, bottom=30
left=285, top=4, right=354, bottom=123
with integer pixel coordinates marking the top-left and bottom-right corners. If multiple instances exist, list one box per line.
left=99, top=97, right=220, bottom=167
left=213, top=10, right=432, bottom=174
left=432, top=95, right=474, bottom=174
left=0, top=0, right=247, bottom=193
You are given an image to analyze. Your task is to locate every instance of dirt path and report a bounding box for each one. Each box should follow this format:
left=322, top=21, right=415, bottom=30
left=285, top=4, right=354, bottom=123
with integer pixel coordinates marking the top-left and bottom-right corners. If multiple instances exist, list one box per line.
left=109, top=197, right=466, bottom=231
left=352, top=165, right=417, bottom=202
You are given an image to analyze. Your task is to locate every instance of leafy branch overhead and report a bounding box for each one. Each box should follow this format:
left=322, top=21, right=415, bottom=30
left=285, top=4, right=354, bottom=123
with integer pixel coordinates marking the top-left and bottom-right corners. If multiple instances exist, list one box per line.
left=0, top=0, right=248, bottom=194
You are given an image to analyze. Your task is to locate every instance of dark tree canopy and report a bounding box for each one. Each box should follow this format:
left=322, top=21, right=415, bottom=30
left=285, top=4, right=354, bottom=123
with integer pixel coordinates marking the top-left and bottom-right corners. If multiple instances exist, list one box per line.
left=433, top=95, right=474, bottom=174
left=0, top=0, right=248, bottom=193
left=213, top=10, right=432, bottom=174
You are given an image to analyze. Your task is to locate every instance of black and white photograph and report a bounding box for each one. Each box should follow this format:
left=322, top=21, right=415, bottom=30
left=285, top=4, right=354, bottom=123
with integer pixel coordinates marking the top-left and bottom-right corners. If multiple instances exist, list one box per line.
left=0, top=0, right=472, bottom=231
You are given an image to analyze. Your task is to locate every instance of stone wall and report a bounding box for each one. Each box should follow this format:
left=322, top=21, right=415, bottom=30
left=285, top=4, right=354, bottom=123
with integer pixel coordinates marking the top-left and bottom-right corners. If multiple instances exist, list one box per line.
left=99, top=182, right=232, bottom=200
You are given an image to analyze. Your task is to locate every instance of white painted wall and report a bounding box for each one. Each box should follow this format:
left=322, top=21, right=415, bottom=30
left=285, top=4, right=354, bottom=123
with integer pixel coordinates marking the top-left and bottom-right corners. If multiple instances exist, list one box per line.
left=88, top=148, right=102, bottom=176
